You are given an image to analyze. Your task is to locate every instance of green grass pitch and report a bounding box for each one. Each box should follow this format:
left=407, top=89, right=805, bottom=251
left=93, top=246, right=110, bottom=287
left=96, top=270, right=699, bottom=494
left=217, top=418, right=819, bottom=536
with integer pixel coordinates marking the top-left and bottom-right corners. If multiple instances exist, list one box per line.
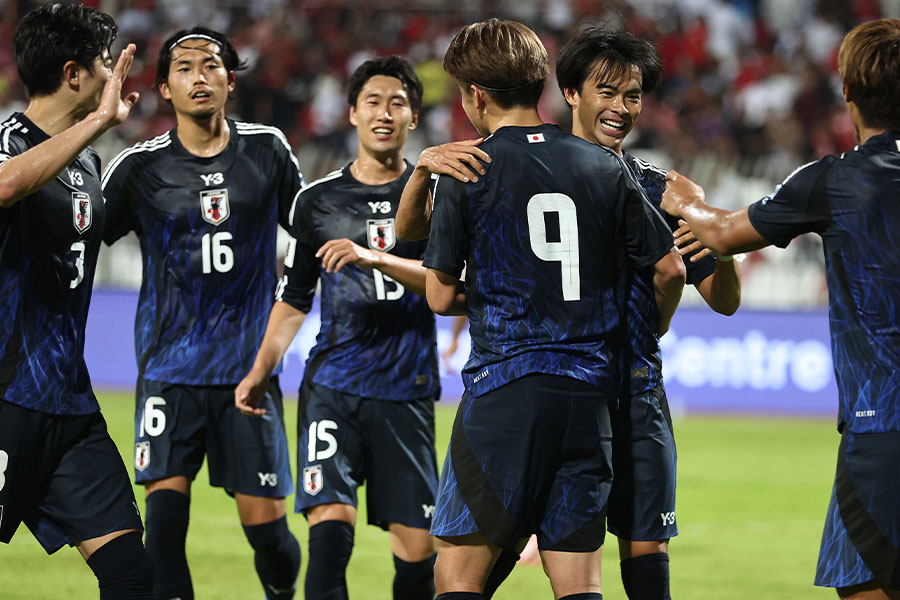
left=1, top=392, right=837, bottom=599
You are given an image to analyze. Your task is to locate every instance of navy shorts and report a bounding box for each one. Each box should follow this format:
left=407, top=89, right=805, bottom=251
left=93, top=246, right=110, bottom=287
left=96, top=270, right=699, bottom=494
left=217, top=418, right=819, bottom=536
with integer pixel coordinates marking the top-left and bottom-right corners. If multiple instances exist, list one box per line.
left=607, top=384, right=678, bottom=542
left=134, top=377, right=293, bottom=497
left=295, top=378, right=438, bottom=531
left=431, top=374, right=614, bottom=552
left=0, top=400, right=143, bottom=554
left=815, top=430, right=900, bottom=589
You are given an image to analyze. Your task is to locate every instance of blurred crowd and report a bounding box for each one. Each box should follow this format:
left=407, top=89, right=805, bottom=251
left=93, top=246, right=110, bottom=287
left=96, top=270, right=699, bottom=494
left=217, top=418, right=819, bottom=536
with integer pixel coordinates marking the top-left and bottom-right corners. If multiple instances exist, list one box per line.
left=3, top=0, right=893, bottom=306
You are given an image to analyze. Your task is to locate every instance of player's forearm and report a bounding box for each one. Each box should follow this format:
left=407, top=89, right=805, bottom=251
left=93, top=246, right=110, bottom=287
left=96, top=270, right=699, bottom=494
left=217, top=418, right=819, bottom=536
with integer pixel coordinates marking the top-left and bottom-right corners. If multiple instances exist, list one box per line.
left=426, top=269, right=467, bottom=316
left=251, top=301, right=307, bottom=376
left=653, top=250, right=686, bottom=335
left=696, top=259, right=741, bottom=316
left=370, top=253, right=427, bottom=295
left=396, top=166, right=432, bottom=241
left=0, top=114, right=112, bottom=208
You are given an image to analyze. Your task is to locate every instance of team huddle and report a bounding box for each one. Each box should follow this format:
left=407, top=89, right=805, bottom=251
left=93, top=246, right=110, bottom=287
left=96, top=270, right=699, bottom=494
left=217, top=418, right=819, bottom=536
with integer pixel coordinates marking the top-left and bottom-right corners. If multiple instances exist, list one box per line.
left=1, top=4, right=898, bottom=600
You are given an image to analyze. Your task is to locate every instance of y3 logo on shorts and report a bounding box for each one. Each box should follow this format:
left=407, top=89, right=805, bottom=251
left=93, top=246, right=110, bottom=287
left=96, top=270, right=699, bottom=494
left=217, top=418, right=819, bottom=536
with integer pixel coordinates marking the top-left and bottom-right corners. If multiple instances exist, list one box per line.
left=258, top=472, right=278, bottom=487
left=422, top=504, right=435, bottom=519
left=307, top=420, right=338, bottom=462
left=660, top=512, right=676, bottom=527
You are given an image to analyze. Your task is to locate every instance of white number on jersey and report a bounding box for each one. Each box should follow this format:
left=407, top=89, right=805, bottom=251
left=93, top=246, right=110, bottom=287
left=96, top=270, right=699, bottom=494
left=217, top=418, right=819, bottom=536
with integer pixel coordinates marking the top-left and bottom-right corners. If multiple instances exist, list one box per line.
left=0, top=449, right=8, bottom=491
left=139, top=396, right=167, bottom=438
left=308, top=420, right=338, bottom=462
left=526, top=193, right=581, bottom=301
left=373, top=268, right=404, bottom=301
left=69, top=241, right=86, bottom=289
left=201, top=231, right=234, bottom=274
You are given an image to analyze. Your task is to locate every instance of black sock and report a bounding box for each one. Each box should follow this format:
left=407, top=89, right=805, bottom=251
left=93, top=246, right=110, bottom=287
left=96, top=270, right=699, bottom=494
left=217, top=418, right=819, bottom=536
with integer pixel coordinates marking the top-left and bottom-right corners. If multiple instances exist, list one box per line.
left=86, top=531, right=155, bottom=600
left=243, top=515, right=301, bottom=600
left=304, top=520, right=354, bottom=600
left=559, top=594, right=602, bottom=600
left=483, top=549, right=518, bottom=599
left=392, top=553, right=436, bottom=600
left=435, top=594, right=483, bottom=600
left=144, top=489, right=192, bottom=600
left=621, top=553, right=670, bottom=600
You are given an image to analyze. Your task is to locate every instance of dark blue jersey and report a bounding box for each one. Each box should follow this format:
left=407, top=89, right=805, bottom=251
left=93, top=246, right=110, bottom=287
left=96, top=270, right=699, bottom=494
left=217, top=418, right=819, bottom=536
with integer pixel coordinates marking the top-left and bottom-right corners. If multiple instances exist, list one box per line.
left=0, top=113, right=102, bottom=415
left=278, top=163, right=440, bottom=401
left=423, top=125, right=675, bottom=397
left=622, top=153, right=717, bottom=396
left=748, top=131, right=900, bottom=434
left=102, top=120, right=304, bottom=385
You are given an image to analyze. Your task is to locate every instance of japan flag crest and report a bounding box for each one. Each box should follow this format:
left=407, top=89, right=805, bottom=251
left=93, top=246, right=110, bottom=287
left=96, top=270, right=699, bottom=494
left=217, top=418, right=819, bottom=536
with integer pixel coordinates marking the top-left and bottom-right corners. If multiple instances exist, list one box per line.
left=367, top=218, right=396, bottom=251
left=72, top=192, right=92, bottom=233
left=135, top=441, right=151, bottom=472
left=200, top=188, right=230, bottom=225
left=303, top=465, right=324, bottom=496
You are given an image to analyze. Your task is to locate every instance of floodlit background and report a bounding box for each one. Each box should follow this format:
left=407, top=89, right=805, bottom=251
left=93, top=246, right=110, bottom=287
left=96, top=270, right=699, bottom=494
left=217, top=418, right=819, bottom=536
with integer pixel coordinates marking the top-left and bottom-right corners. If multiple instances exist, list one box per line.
left=1, top=1, right=893, bottom=597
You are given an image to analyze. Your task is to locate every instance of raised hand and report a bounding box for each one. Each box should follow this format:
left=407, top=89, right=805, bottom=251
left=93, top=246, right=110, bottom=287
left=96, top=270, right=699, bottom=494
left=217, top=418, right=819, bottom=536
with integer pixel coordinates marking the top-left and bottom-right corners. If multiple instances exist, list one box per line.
left=96, top=43, right=140, bottom=129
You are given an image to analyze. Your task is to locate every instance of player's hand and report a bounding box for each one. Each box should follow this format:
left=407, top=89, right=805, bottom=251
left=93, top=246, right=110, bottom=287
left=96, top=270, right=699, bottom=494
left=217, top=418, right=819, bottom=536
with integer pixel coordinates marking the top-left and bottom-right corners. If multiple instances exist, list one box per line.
left=661, top=170, right=704, bottom=218
left=235, top=369, right=270, bottom=417
left=94, top=43, right=141, bottom=129
left=417, top=139, right=491, bottom=183
left=674, top=219, right=713, bottom=262
left=316, top=238, right=379, bottom=273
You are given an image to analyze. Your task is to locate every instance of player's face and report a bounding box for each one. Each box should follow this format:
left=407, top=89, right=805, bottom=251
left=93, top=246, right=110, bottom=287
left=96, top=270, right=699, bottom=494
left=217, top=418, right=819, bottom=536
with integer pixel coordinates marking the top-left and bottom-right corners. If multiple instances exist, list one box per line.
left=160, top=39, right=234, bottom=119
left=566, top=63, right=643, bottom=154
left=350, top=75, right=417, bottom=158
left=77, top=51, right=113, bottom=114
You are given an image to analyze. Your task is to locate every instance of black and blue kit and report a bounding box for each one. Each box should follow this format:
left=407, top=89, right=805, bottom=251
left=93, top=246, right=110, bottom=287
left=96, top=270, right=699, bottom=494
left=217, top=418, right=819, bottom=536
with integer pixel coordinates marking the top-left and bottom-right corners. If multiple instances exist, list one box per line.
left=748, top=131, right=900, bottom=589
left=102, top=120, right=302, bottom=496
left=0, top=113, right=142, bottom=552
left=277, top=162, right=440, bottom=529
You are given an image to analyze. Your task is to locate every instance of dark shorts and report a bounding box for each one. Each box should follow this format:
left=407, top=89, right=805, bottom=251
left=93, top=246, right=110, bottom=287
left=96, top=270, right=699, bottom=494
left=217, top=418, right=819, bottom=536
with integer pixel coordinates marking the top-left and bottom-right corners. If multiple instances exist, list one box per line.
left=607, top=384, right=678, bottom=542
left=431, top=374, right=614, bottom=552
left=0, top=400, right=143, bottom=554
left=815, top=430, right=900, bottom=589
left=295, top=378, right=438, bottom=531
left=134, top=377, right=293, bottom=497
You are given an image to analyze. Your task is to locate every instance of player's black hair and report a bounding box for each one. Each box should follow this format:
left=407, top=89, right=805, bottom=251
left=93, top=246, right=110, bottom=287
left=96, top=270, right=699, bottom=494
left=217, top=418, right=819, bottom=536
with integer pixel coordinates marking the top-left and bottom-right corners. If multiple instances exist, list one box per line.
left=13, top=3, right=118, bottom=98
left=556, top=26, right=662, bottom=96
left=347, top=56, right=423, bottom=113
left=156, top=26, right=246, bottom=87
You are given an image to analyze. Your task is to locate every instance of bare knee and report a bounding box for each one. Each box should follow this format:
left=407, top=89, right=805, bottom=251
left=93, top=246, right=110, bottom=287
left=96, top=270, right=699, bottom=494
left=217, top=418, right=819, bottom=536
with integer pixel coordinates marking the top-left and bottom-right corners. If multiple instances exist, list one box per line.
left=306, top=502, right=357, bottom=527
left=389, top=522, right=434, bottom=562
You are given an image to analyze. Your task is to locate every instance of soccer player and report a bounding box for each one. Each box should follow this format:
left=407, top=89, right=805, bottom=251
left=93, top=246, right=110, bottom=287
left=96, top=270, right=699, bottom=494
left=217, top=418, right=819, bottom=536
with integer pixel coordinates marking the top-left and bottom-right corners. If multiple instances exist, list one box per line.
left=102, top=27, right=302, bottom=600
left=555, top=27, right=742, bottom=599
left=423, top=19, right=686, bottom=599
left=659, top=18, right=900, bottom=600
left=235, top=56, right=440, bottom=600
left=0, top=4, right=154, bottom=598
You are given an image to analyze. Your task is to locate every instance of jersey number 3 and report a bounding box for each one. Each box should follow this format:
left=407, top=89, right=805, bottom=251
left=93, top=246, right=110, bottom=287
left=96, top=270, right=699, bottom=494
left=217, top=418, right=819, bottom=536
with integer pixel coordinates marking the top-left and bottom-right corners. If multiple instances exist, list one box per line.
left=527, top=193, right=580, bottom=301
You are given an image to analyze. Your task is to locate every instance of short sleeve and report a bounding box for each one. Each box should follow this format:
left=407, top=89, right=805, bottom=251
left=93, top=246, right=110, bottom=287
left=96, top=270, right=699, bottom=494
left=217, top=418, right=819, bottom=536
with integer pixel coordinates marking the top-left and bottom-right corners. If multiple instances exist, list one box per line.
left=0, top=132, right=29, bottom=164
left=270, top=131, right=305, bottom=229
left=276, top=190, right=318, bottom=313
left=101, top=152, right=138, bottom=245
left=748, top=158, right=834, bottom=248
left=622, top=169, right=676, bottom=270
left=422, top=174, right=467, bottom=278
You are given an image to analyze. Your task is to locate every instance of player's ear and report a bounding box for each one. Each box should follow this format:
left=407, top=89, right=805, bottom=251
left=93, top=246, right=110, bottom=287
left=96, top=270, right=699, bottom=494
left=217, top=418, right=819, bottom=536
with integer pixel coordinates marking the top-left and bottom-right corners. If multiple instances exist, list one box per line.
left=227, top=71, right=236, bottom=93
left=409, top=110, right=419, bottom=130
left=62, top=60, right=80, bottom=90
left=563, top=86, right=580, bottom=108
left=471, top=85, right=486, bottom=109
left=842, top=84, right=851, bottom=104
left=159, top=80, right=172, bottom=101
left=349, top=105, right=358, bottom=128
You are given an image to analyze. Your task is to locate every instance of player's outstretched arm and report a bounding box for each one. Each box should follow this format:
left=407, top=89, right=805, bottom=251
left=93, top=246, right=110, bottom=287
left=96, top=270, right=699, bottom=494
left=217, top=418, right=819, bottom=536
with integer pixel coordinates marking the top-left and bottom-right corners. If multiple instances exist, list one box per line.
left=0, top=44, right=139, bottom=208
left=674, top=219, right=742, bottom=316
left=660, top=171, right=769, bottom=256
left=235, top=301, right=307, bottom=416
left=396, top=139, right=490, bottom=241
left=316, top=238, right=427, bottom=295
left=653, top=248, right=686, bottom=335
left=425, top=268, right=466, bottom=316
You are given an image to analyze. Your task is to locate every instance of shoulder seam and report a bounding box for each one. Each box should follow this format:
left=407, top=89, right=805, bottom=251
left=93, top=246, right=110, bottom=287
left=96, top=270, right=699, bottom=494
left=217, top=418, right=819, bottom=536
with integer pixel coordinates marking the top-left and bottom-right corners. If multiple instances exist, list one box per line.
left=288, top=168, right=344, bottom=226
left=101, top=133, right=172, bottom=188
left=234, top=122, right=302, bottom=173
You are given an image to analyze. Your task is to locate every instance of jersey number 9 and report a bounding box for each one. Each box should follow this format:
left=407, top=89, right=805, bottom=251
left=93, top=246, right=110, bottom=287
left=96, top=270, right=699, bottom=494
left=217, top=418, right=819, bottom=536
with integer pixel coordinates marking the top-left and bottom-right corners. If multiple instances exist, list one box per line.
left=527, top=193, right=581, bottom=301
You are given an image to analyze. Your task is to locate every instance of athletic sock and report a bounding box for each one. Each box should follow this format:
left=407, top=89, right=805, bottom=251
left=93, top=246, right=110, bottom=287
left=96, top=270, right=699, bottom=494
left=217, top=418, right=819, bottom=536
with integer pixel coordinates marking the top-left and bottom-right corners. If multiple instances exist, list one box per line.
left=559, top=594, right=602, bottom=600
left=86, top=531, right=155, bottom=600
left=242, top=515, right=301, bottom=600
left=482, top=549, right=518, bottom=599
left=144, top=489, right=192, bottom=600
left=392, top=553, right=436, bottom=600
left=304, top=520, right=355, bottom=600
left=621, top=553, right=670, bottom=600
left=434, top=594, right=483, bottom=600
